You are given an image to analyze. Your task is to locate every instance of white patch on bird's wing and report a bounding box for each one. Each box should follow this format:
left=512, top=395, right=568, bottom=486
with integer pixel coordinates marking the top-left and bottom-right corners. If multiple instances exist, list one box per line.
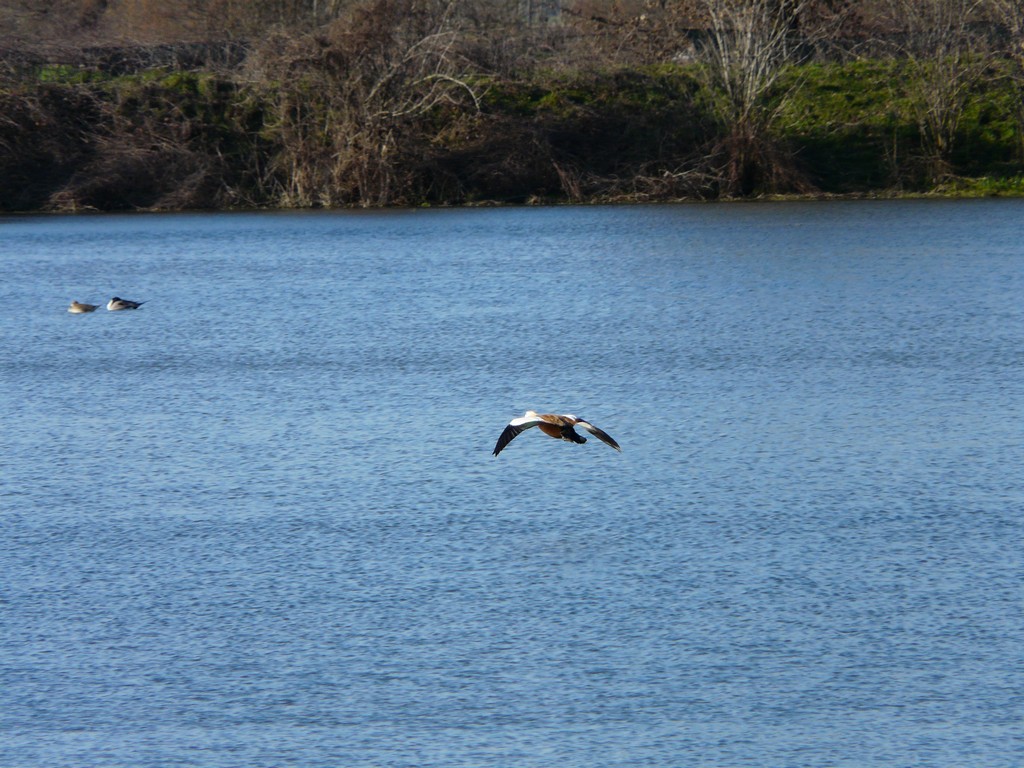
left=509, top=416, right=543, bottom=428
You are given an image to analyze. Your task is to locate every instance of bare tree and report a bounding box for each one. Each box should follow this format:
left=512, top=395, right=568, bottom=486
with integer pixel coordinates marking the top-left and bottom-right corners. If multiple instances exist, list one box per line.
left=989, top=0, right=1024, bottom=45
left=884, top=0, right=989, bottom=180
left=988, top=0, right=1024, bottom=160
left=256, top=0, right=481, bottom=206
left=694, top=0, right=819, bottom=195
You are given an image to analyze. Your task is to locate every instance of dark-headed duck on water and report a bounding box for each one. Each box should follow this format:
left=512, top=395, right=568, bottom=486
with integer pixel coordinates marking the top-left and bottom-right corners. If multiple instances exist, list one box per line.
left=107, top=297, right=145, bottom=311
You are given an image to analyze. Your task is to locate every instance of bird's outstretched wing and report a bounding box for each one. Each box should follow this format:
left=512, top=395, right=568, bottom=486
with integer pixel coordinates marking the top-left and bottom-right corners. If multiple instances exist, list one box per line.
left=492, top=415, right=543, bottom=456
left=577, top=420, right=622, bottom=451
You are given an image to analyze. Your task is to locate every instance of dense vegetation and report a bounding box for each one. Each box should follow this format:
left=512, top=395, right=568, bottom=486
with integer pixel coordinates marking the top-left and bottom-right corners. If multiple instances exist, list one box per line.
left=2, top=0, right=1023, bottom=211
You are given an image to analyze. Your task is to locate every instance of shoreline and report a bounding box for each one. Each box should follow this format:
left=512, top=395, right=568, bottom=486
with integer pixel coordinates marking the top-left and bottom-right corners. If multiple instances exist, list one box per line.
left=6, top=184, right=1024, bottom=218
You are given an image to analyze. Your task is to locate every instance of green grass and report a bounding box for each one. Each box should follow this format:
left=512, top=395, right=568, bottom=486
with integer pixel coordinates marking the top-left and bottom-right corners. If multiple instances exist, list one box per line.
left=773, top=59, right=1023, bottom=192
left=933, top=175, right=1024, bottom=197
left=35, top=64, right=108, bottom=84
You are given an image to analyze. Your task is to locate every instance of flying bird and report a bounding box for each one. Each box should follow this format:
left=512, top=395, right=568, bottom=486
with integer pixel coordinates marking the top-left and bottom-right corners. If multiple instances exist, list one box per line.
left=493, top=411, right=621, bottom=457
left=68, top=301, right=99, bottom=313
left=107, top=297, right=145, bottom=311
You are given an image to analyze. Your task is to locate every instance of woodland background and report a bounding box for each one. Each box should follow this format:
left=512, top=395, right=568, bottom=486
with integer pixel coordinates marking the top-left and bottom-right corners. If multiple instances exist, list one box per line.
left=2, top=0, right=1023, bottom=210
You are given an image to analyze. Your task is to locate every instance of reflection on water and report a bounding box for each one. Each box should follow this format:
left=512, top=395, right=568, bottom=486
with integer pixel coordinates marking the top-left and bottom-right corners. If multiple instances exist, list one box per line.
left=2, top=200, right=1023, bottom=767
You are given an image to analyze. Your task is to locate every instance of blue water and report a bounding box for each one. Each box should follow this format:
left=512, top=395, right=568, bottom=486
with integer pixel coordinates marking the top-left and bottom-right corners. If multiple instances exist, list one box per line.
left=2, top=200, right=1022, bottom=767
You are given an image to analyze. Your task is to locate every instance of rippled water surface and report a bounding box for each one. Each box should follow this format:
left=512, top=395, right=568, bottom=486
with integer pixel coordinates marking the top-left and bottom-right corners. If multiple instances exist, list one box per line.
left=2, top=201, right=1022, bottom=767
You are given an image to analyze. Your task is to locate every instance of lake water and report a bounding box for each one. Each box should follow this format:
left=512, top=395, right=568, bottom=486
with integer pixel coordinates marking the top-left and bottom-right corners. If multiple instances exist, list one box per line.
left=1, top=200, right=1022, bottom=767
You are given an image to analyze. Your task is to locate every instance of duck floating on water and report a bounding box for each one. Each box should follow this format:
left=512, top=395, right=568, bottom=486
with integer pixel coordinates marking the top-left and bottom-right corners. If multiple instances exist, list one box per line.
left=107, top=297, right=145, bottom=311
left=493, top=411, right=621, bottom=457
left=68, top=301, right=99, bottom=313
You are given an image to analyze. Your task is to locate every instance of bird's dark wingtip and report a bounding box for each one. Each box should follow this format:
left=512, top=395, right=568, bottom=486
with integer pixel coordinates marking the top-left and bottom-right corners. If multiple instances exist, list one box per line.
left=492, top=423, right=522, bottom=457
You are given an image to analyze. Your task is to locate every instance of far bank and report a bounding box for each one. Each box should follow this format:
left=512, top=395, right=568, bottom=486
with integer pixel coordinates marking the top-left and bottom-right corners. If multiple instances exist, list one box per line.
left=2, top=57, right=1023, bottom=213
